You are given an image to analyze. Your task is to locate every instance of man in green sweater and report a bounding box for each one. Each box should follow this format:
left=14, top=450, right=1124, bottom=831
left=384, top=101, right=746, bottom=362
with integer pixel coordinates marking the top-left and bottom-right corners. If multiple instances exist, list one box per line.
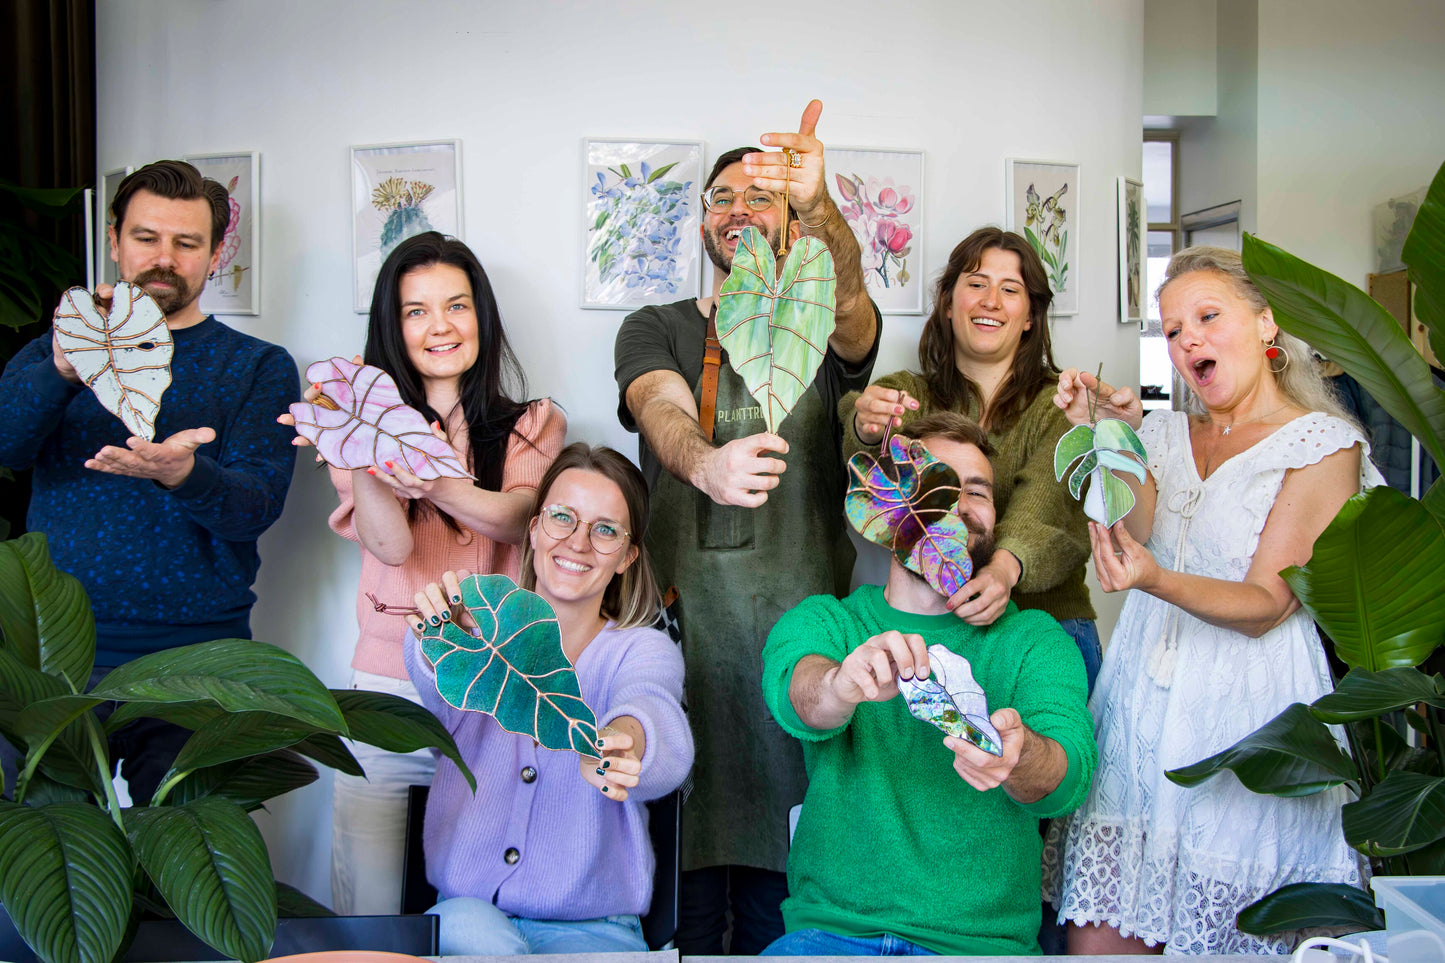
left=760, top=412, right=1095, bottom=956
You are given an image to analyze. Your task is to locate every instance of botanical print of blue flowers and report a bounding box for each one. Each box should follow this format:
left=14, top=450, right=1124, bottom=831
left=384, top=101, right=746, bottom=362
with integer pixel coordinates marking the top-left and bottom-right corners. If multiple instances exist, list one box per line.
left=587, top=158, right=694, bottom=303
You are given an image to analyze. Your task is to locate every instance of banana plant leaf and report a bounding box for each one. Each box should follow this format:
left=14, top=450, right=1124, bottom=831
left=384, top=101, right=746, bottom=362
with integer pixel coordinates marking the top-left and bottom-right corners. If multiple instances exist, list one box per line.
left=332, top=688, right=475, bottom=790
left=421, top=573, right=598, bottom=755
left=89, top=640, right=348, bottom=735
left=288, top=357, right=472, bottom=479
left=1401, top=159, right=1445, bottom=364
left=1242, top=233, right=1445, bottom=470
left=845, top=434, right=972, bottom=596
left=1342, top=770, right=1445, bottom=856
left=716, top=227, right=837, bottom=434
left=1053, top=420, right=1147, bottom=526
left=165, top=749, right=319, bottom=812
left=53, top=283, right=173, bottom=442
left=126, top=796, right=277, bottom=963
left=0, top=532, right=96, bottom=689
left=1236, top=881, right=1384, bottom=936
left=0, top=801, right=133, bottom=963
left=1281, top=486, right=1445, bottom=672
left=1311, top=667, right=1445, bottom=723
left=1165, top=702, right=1357, bottom=796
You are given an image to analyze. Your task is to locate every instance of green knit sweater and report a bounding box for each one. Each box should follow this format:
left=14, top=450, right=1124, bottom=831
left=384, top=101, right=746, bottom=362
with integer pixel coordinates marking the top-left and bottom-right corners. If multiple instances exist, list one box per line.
left=761, top=586, right=1096, bottom=956
left=841, top=370, right=1095, bottom=621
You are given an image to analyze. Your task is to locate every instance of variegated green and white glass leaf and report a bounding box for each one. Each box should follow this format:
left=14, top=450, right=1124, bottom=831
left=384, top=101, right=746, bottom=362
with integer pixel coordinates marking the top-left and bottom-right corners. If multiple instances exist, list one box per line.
left=716, top=227, right=837, bottom=433
left=1054, top=418, right=1149, bottom=526
left=420, top=574, right=598, bottom=756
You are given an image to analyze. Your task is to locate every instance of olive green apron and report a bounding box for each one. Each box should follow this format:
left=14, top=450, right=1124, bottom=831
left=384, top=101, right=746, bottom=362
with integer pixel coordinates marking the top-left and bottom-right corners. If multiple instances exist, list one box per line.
left=648, top=320, right=855, bottom=873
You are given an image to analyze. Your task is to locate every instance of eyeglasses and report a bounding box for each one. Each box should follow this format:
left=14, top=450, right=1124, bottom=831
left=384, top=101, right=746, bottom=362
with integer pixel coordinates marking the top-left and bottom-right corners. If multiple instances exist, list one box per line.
left=539, top=504, right=631, bottom=555
left=701, top=186, right=776, bottom=214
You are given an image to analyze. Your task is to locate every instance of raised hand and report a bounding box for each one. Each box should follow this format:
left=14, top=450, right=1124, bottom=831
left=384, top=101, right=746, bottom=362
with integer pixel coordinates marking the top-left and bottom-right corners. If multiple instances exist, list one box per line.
left=696, top=431, right=789, bottom=508
left=1089, top=520, right=1159, bottom=593
left=1054, top=367, right=1142, bottom=429
left=853, top=385, right=919, bottom=444
left=743, top=99, right=827, bottom=220
left=85, top=426, right=215, bottom=488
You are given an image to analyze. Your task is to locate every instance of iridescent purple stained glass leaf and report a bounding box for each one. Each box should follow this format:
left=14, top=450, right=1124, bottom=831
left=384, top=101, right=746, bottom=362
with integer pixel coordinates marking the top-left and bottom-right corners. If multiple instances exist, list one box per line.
left=845, top=434, right=972, bottom=596
left=288, top=357, right=472, bottom=479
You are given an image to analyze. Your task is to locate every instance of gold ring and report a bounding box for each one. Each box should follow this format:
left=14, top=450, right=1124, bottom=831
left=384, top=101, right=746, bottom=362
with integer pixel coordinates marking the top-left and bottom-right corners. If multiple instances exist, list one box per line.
left=785, top=149, right=803, bottom=169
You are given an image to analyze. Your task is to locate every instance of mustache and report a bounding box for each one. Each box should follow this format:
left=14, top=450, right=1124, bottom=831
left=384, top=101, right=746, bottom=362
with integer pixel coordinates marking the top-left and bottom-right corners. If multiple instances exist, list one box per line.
left=133, top=267, right=188, bottom=290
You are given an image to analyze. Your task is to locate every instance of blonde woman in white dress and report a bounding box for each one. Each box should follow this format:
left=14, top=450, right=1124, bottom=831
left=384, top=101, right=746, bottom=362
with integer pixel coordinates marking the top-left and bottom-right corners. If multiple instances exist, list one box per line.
left=1043, top=246, right=1378, bottom=955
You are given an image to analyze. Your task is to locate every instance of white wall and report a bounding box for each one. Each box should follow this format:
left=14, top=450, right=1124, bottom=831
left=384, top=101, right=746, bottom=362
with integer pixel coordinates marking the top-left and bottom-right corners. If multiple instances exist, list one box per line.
left=1256, top=0, right=1445, bottom=285
left=97, top=0, right=1144, bottom=904
left=1144, top=0, right=1218, bottom=117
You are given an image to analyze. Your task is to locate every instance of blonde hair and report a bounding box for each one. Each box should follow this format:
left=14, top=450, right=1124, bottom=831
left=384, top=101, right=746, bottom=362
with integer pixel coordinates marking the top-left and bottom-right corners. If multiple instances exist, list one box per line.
left=1158, top=246, right=1351, bottom=421
left=518, top=443, right=664, bottom=631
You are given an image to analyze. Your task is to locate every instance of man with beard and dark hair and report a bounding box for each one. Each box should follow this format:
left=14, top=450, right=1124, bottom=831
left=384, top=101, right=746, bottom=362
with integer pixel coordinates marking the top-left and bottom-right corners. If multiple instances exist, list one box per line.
left=613, top=101, right=880, bottom=954
left=759, top=411, right=1095, bottom=957
left=0, top=159, right=298, bottom=803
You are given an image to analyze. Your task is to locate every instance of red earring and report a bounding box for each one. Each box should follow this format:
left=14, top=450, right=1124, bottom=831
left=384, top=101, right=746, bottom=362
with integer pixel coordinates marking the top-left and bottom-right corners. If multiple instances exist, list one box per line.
left=1265, top=346, right=1280, bottom=360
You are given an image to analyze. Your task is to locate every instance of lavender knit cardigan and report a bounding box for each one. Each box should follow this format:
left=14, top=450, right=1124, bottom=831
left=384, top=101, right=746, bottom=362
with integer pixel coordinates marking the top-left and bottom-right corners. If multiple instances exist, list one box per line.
left=405, top=622, right=693, bottom=919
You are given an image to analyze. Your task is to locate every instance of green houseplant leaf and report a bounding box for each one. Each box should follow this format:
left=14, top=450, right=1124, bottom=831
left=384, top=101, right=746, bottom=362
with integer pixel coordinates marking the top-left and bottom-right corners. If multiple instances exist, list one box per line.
left=126, top=796, right=277, bottom=963
left=332, top=688, right=475, bottom=791
left=90, top=639, right=348, bottom=734
left=166, top=749, right=319, bottom=811
left=421, top=573, right=598, bottom=755
left=1401, top=159, right=1445, bottom=363
left=0, top=532, right=95, bottom=688
left=1281, top=486, right=1445, bottom=672
left=1342, top=770, right=1445, bottom=856
left=0, top=801, right=133, bottom=963
left=0, top=648, right=101, bottom=796
left=1236, top=881, right=1385, bottom=935
left=1165, top=703, right=1357, bottom=796
left=716, top=227, right=837, bottom=434
left=1242, top=233, right=1445, bottom=469
left=1311, top=667, right=1445, bottom=723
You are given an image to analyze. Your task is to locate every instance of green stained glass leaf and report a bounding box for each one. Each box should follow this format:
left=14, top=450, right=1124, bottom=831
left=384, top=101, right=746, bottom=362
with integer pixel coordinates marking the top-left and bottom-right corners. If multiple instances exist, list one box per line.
left=421, top=574, right=598, bottom=755
left=716, top=227, right=837, bottom=433
left=1053, top=417, right=1148, bottom=526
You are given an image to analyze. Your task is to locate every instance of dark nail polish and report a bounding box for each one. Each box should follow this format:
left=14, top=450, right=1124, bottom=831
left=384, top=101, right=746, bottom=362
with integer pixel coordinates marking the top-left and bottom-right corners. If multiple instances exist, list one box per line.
left=428, top=615, right=440, bottom=626
left=596, top=767, right=606, bottom=776
left=601, top=786, right=609, bottom=793
left=601, top=760, right=610, bottom=770
left=596, top=739, right=605, bottom=749
left=451, top=594, right=461, bottom=603
left=440, top=611, right=451, bottom=622
left=415, top=621, right=426, bottom=633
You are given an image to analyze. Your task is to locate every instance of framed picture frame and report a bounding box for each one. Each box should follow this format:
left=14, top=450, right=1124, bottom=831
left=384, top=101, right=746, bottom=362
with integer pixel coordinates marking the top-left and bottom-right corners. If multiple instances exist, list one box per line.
left=351, top=140, right=463, bottom=313
left=1005, top=159, right=1079, bottom=316
left=581, top=138, right=703, bottom=310
left=1117, top=176, right=1144, bottom=325
left=83, top=188, right=95, bottom=290
left=97, top=166, right=133, bottom=288
left=185, top=152, right=260, bottom=316
left=823, top=146, right=925, bottom=315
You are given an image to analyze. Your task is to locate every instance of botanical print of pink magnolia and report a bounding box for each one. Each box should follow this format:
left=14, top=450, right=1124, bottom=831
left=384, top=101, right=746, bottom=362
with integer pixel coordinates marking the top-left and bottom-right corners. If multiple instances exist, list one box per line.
left=835, top=173, right=916, bottom=292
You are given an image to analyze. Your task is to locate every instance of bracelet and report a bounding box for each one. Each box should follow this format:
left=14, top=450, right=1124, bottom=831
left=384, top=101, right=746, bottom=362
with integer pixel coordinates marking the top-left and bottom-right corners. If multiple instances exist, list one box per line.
left=796, top=206, right=833, bottom=230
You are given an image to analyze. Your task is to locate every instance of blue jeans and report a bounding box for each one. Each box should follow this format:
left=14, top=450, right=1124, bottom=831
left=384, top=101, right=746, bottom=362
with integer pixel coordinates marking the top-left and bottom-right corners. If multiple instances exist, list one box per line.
left=763, top=928, right=937, bottom=956
left=1057, top=618, right=1102, bottom=697
left=428, top=897, right=647, bottom=955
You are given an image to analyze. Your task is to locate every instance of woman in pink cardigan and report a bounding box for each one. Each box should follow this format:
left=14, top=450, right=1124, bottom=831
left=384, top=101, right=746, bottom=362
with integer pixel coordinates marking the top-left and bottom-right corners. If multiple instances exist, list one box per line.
left=316, top=232, right=564, bottom=915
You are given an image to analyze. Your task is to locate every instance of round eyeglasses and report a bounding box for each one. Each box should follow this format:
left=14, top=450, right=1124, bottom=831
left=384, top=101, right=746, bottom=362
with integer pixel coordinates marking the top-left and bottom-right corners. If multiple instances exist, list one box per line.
left=539, top=504, right=631, bottom=554
left=701, top=186, right=776, bottom=214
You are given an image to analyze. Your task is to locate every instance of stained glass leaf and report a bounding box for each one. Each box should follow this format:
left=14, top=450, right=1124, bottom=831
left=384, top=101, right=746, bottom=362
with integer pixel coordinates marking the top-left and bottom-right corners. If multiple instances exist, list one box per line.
left=846, top=434, right=971, bottom=596
left=53, top=282, right=173, bottom=440
left=1053, top=417, right=1148, bottom=526
left=288, top=357, right=472, bottom=479
left=716, top=227, right=837, bottom=433
left=420, top=574, right=598, bottom=755
left=897, top=645, right=1002, bottom=756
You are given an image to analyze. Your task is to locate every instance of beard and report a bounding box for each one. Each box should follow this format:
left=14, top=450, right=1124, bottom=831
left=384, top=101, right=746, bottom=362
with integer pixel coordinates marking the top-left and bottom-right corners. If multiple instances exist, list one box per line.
left=132, top=266, right=199, bottom=316
left=702, top=220, right=782, bottom=273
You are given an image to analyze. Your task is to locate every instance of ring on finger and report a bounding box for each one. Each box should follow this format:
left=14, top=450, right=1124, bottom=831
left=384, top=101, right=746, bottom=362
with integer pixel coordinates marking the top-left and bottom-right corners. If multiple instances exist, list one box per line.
left=785, top=148, right=803, bottom=169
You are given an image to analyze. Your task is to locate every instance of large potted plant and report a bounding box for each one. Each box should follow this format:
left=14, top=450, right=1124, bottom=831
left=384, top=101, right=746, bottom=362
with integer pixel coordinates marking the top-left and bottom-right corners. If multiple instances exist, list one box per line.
left=0, top=532, right=475, bottom=963
left=1164, top=159, right=1445, bottom=936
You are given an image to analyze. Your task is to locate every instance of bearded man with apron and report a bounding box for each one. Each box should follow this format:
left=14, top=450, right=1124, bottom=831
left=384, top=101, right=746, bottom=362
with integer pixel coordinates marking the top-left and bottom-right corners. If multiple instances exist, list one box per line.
left=613, top=117, right=879, bottom=955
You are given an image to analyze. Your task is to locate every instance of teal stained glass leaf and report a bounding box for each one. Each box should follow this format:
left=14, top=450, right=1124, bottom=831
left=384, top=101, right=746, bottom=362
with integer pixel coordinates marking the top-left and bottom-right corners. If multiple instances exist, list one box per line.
left=1053, top=418, right=1148, bottom=526
left=716, top=227, right=837, bottom=433
left=420, top=574, right=598, bottom=755
left=846, top=434, right=972, bottom=596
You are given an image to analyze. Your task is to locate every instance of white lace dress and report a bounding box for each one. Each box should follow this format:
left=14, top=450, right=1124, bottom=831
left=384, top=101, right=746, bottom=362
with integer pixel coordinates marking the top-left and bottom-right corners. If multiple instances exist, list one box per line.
left=1043, top=410, right=1380, bottom=955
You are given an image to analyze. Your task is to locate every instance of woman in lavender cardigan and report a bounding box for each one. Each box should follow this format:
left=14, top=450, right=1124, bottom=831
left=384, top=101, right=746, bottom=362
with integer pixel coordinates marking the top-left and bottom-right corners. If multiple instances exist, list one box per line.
left=406, top=443, right=694, bottom=955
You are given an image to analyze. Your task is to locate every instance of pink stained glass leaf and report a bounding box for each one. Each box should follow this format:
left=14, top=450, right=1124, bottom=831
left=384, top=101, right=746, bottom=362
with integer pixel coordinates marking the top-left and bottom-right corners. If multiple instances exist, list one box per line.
left=53, top=283, right=173, bottom=441
left=845, top=434, right=972, bottom=596
left=288, top=357, right=473, bottom=479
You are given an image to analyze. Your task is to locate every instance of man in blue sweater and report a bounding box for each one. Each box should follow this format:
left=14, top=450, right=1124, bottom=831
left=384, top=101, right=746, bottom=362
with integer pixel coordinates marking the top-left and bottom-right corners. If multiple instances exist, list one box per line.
left=0, top=160, right=299, bottom=802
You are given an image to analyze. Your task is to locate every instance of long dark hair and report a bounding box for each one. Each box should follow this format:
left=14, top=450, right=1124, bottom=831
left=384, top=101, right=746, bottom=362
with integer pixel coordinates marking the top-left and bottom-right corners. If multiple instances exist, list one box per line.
left=364, top=232, right=532, bottom=525
left=917, top=227, right=1057, bottom=433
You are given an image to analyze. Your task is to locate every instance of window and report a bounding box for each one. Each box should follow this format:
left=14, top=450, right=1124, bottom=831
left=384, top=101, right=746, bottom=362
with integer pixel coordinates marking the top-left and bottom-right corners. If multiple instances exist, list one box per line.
left=1141, top=131, right=1180, bottom=411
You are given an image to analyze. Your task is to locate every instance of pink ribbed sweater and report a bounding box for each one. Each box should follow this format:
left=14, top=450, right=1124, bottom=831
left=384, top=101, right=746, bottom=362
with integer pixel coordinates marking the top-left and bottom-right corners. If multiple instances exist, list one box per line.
left=330, top=399, right=566, bottom=679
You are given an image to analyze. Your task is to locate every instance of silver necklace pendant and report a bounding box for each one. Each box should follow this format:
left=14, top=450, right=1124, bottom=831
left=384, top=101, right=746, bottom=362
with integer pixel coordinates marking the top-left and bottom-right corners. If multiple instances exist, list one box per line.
left=1222, top=425, right=1232, bottom=435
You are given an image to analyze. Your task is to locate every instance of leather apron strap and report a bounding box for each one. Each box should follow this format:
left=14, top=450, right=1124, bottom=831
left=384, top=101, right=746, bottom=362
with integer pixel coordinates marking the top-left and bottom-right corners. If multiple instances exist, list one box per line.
left=699, top=303, right=723, bottom=442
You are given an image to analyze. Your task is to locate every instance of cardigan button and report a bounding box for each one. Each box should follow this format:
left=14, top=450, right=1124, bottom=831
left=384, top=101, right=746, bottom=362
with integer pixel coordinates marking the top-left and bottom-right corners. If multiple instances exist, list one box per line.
left=520, top=766, right=537, bottom=784
left=504, top=847, right=520, bottom=865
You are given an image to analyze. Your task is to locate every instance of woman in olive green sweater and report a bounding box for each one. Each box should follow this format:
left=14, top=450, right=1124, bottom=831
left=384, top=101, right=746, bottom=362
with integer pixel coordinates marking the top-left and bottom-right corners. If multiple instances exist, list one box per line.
left=841, top=227, right=1100, bottom=690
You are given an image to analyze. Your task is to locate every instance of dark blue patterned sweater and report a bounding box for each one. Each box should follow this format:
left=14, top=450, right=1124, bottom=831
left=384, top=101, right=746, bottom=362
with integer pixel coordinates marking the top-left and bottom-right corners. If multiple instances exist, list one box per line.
left=0, top=317, right=300, bottom=666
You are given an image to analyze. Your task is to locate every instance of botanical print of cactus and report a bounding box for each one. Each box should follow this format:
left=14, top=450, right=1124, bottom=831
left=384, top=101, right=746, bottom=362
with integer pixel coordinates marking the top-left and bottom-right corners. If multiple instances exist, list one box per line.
left=373, top=177, right=436, bottom=257
left=587, top=161, right=693, bottom=300
left=1024, top=181, right=1070, bottom=296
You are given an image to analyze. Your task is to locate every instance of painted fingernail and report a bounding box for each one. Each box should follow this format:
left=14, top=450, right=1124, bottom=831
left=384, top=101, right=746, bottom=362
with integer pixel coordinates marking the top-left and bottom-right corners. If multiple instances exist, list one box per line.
left=440, top=611, right=451, bottom=622
left=596, top=739, right=605, bottom=749
left=596, top=767, right=606, bottom=776
left=366, top=468, right=377, bottom=476
left=450, top=594, right=462, bottom=603
left=601, top=786, right=609, bottom=793
left=384, top=460, right=394, bottom=470
left=311, top=382, right=321, bottom=391
left=428, top=615, right=441, bottom=626
left=601, top=760, right=611, bottom=770
left=415, top=621, right=426, bottom=633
